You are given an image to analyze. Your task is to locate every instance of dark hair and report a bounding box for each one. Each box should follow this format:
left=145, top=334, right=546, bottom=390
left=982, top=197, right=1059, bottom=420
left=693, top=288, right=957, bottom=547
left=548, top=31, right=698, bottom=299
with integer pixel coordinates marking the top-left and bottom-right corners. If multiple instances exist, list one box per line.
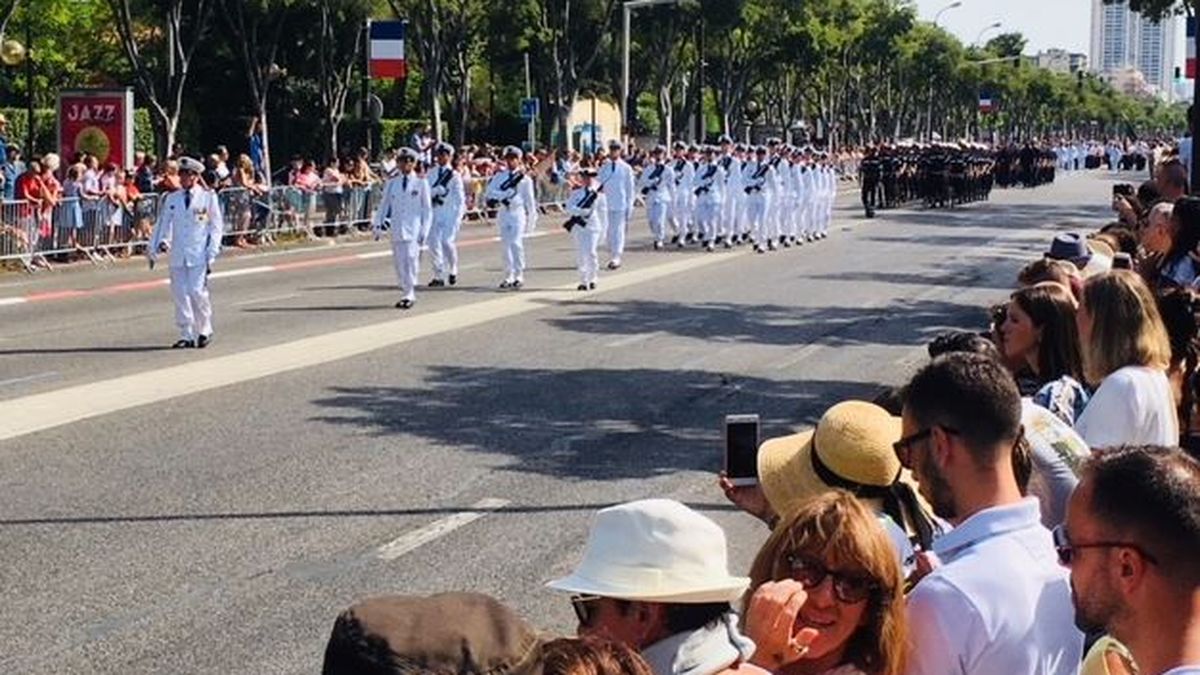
left=542, top=637, right=653, bottom=675
left=1084, top=446, right=1200, bottom=584
left=902, top=353, right=1022, bottom=465
left=1137, top=180, right=1162, bottom=208
left=1011, top=283, right=1084, bottom=384
left=927, top=331, right=1001, bottom=360
left=1155, top=287, right=1200, bottom=436
left=1161, top=159, right=1190, bottom=195
left=663, top=603, right=731, bottom=634
left=1095, top=226, right=1139, bottom=257
left=1167, top=196, right=1200, bottom=265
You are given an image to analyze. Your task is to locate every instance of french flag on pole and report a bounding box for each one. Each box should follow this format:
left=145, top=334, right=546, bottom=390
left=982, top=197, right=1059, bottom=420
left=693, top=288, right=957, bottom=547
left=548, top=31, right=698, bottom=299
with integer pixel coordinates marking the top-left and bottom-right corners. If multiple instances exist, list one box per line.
left=369, top=20, right=408, bottom=80
left=979, top=92, right=994, bottom=113
left=1188, top=17, right=1196, bottom=79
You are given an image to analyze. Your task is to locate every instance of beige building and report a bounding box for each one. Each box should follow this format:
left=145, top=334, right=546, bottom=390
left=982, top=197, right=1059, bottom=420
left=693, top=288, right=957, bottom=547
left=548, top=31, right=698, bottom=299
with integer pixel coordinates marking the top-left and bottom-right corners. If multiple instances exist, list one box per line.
left=560, top=97, right=621, bottom=153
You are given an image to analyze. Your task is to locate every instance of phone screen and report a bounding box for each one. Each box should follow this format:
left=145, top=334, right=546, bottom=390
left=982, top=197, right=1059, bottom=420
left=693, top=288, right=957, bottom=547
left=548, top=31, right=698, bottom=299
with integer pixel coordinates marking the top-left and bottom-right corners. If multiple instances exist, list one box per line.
left=725, top=416, right=761, bottom=483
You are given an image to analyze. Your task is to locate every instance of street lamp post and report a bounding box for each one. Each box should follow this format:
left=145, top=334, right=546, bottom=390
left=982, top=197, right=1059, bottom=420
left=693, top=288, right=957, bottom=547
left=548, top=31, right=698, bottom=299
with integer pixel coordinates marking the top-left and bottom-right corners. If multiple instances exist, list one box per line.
left=974, top=21, right=1003, bottom=48
left=928, top=2, right=962, bottom=141
left=622, top=0, right=681, bottom=141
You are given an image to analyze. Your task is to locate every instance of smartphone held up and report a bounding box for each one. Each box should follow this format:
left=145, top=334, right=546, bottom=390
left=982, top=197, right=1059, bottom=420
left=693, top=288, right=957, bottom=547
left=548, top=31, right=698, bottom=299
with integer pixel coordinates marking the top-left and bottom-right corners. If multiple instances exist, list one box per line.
left=724, top=414, right=761, bottom=487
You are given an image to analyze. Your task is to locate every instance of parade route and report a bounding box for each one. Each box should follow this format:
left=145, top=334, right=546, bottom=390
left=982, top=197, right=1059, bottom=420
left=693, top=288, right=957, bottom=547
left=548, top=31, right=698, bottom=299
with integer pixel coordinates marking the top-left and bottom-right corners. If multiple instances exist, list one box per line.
left=0, top=172, right=1122, bottom=674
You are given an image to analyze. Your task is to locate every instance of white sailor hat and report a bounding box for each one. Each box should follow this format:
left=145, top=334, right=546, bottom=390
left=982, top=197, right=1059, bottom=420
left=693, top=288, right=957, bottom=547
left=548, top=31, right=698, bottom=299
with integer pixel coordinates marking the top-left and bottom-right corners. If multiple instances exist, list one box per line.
left=178, top=156, right=204, bottom=174
left=607, top=139, right=624, bottom=151
left=652, top=144, right=667, bottom=154
left=579, top=165, right=598, bottom=176
left=734, top=143, right=747, bottom=152
left=397, top=148, right=419, bottom=161
left=687, top=144, right=701, bottom=153
left=718, top=134, right=733, bottom=145
left=672, top=140, right=687, bottom=150
left=702, top=145, right=717, bottom=154
left=435, top=142, right=455, bottom=155
left=766, top=137, right=781, bottom=146
left=502, top=145, right=523, bottom=159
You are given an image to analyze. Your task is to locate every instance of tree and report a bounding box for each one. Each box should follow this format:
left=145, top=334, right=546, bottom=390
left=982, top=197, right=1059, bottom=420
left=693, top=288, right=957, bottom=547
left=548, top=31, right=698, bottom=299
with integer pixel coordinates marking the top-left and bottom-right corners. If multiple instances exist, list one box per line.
left=984, top=32, right=1026, bottom=59
left=107, top=0, right=213, bottom=157
left=218, top=0, right=294, bottom=185
left=313, top=0, right=369, bottom=162
left=0, top=0, right=18, bottom=42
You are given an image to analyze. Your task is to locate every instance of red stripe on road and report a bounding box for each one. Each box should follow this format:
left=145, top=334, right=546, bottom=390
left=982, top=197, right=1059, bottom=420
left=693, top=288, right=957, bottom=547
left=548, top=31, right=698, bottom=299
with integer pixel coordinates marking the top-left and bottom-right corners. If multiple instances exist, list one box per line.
left=25, top=290, right=90, bottom=302
left=273, top=254, right=360, bottom=272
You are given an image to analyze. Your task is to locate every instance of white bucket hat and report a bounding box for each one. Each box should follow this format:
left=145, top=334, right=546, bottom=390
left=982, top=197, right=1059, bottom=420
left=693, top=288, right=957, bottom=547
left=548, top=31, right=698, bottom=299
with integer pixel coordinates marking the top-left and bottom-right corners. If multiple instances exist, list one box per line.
left=546, top=499, right=749, bottom=604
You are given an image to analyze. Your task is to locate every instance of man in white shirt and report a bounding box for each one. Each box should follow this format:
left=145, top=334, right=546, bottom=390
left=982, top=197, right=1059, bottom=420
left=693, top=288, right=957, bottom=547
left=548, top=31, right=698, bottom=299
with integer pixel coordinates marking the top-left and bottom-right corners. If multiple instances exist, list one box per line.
left=485, top=146, right=538, bottom=289
left=426, top=142, right=466, bottom=287
left=1062, top=446, right=1200, bottom=675
left=597, top=139, right=635, bottom=270
left=373, top=148, right=432, bottom=310
left=898, top=353, right=1083, bottom=675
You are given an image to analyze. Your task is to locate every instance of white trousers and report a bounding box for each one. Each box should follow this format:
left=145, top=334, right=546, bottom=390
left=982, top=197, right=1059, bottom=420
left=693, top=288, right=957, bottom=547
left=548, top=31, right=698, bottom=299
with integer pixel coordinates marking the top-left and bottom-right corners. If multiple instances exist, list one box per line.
left=695, top=201, right=720, bottom=242
left=746, top=195, right=769, bottom=243
left=647, top=201, right=669, bottom=243
left=498, top=213, right=526, bottom=282
left=429, top=212, right=460, bottom=280
left=606, top=208, right=629, bottom=263
left=169, top=265, right=213, bottom=341
left=391, top=238, right=421, bottom=301
left=671, top=194, right=691, bottom=237
left=573, top=224, right=600, bottom=284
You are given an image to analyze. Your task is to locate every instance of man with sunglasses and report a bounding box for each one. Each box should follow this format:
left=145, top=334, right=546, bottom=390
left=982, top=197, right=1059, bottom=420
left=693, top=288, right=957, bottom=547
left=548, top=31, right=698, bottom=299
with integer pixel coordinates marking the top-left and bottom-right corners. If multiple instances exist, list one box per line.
left=1061, top=446, right=1200, bottom=675
left=899, top=353, right=1082, bottom=675
left=546, top=499, right=767, bottom=675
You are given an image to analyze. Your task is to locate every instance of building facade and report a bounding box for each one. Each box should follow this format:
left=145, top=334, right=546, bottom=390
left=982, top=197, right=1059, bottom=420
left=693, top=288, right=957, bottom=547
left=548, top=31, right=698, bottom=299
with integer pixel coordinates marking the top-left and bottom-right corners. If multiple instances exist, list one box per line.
left=1090, top=0, right=1179, bottom=99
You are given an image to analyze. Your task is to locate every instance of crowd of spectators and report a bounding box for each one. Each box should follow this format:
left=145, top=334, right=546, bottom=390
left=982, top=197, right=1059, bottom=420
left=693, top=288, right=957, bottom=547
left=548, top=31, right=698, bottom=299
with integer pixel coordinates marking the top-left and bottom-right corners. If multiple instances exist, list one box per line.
left=314, top=155, right=1200, bottom=675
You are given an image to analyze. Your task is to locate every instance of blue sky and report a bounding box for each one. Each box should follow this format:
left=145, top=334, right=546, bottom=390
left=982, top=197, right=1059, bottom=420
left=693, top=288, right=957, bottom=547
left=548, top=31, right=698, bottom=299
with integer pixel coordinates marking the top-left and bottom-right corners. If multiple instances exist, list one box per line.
left=910, top=0, right=1092, bottom=54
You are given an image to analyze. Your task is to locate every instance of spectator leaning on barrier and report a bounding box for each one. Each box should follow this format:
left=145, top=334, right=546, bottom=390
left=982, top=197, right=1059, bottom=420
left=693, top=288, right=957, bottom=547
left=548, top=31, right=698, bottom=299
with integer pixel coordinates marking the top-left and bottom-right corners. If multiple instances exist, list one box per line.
left=1062, top=446, right=1200, bottom=675
left=899, top=352, right=1084, bottom=675
left=3, top=145, right=22, bottom=201
left=547, top=499, right=765, bottom=675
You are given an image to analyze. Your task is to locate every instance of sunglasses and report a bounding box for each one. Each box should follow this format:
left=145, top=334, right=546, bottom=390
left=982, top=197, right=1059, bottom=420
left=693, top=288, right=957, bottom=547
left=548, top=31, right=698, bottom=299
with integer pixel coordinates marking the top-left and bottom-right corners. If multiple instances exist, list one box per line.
left=786, top=554, right=877, bottom=604
left=570, top=594, right=603, bottom=625
left=1051, top=525, right=1159, bottom=567
left=892, top=426, right=959, bottom=468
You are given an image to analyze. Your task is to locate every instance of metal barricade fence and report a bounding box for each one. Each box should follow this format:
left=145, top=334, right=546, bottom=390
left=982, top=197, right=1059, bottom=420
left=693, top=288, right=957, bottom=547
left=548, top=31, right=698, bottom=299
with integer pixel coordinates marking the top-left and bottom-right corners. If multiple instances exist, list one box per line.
left=0, top=177, right=565, bottom=271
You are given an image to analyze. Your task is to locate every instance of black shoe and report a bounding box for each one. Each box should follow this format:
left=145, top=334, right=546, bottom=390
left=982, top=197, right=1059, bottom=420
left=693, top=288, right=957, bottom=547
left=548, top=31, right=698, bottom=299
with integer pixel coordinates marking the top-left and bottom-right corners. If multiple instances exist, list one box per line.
left=428, top=278, right=445, bottom=288
left=512, top=280, right=523, bottom=290
left=395, top=298, right=414, bottom=309
left=704, top=242, right=714, bottom=252
left=684, top=233, right=694, bottom=244
left=653, top=241, right=663, bottom=250
left=670, top=235, right=680, bottom=245
left=448, top=274, right=457, bottom=286
left=768, top=241, right=777, bottom=251
left=588, top=282, right=596, bottom=290
left=782, top=239, right=792, bottom=248
left=606, top=261, right=621, bottom=270
left=196, top=334, right=211, bottom=349
left=754, top=245, right=765, bottom=254
left=577, top=283, right=588, bottom=291
left=723, top=239, right=732, bottom=249
left=172, top=339, right=195, bottom=349
left=499, top=280, right=512, bottom=289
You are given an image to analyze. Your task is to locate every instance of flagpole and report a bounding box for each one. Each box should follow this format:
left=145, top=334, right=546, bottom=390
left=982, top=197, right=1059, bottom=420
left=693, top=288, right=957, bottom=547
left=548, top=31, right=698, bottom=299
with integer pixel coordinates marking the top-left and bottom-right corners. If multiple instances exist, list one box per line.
left=364, top=19, right=373, bottom=159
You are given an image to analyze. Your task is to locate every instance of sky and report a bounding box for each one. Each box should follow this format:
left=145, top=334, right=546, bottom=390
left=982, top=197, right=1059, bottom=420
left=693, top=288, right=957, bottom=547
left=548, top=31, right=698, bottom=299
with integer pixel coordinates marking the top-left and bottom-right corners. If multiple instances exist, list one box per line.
left=911, top=0, right=1093, bottom=54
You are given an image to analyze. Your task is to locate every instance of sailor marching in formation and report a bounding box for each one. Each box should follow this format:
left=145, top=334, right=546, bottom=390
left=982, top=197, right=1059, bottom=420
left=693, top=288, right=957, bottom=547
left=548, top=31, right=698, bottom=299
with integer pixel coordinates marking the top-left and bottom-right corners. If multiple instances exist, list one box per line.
left=147, top=139, right=843, bottom=344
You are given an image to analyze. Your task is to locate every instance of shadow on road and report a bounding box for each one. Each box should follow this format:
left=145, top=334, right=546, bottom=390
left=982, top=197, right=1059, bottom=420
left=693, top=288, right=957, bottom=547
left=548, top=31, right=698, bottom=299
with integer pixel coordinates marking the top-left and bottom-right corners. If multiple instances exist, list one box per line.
left=309, top=366, right=887, bottom=480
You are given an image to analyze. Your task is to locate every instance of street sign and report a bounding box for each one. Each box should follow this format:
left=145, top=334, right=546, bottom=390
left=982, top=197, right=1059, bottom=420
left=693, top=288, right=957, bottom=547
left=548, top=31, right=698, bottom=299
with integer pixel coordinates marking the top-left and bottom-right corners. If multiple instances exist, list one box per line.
left=520, top=97, right=540, bottom=121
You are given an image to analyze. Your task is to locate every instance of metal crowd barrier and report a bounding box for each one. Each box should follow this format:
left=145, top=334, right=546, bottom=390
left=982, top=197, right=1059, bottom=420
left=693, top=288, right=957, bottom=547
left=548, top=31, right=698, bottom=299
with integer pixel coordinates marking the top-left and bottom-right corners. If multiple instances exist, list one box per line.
left=0, top=177, right=568, bottom=272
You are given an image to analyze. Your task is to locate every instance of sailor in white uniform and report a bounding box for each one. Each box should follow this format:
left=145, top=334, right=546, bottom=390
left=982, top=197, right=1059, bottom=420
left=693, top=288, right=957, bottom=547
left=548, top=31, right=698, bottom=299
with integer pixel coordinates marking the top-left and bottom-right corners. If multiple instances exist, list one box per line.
left=668, top=141, right=694, bottom=246
left=691, top=146, right=725, bottom=252
left=564, top=164, right=607, bottom=291
left=636, top=144, right=674, bottom=250
left=741, top=146, right=775, bottom=254
left=147, top=156, right=225, bottom=349
left=484, top=146, right=538, bottom=289
left=373, top=148, right=432, bottom=310
left=426, top=142, right=466, bottom=287
left=598, top=139, right=635, bottom=269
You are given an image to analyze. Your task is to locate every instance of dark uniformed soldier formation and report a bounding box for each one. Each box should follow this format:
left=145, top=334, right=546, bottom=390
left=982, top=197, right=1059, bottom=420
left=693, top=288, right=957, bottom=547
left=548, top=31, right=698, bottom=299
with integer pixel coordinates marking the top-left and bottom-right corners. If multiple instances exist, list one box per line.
left=859, top=141, right=1058, bottom=218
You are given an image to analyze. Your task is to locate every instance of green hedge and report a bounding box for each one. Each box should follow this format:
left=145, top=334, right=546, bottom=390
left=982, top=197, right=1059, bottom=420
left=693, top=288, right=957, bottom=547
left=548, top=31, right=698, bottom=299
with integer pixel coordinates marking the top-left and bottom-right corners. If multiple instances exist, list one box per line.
left=0, top=107, right=154, bottom=160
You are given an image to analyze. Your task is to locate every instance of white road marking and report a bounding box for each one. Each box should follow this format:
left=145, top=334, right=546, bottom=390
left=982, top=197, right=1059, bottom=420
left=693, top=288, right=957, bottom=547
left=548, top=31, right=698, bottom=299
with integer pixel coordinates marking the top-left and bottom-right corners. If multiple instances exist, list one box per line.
left=356, top=251, right=391, bottom=260
left=0, top=250, right=746, bottom=441
left=605, top=332, right=660, bottom=348
left=376, top=498, right=510, bottom=561
left=0, top=371, right=59, bottom=388
left=0, top=297, right=28, bottom=306
left=232, top=293, right=300, bottom=308
left=774, top=343, right=826, bottom=371
left=209, top=266, right=273, bottom=280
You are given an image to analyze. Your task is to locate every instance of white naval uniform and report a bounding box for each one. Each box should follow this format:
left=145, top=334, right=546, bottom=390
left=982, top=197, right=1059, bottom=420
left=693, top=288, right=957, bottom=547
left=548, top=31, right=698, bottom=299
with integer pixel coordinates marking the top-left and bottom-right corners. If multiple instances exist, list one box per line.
left=566, top=183, right=607, bottom=285
left=148, top=185, right=225, bottom=342
left=598, top=157, right=635, bottom=265
left=373, top=170, right=433, bottom=302
left=636, top=161, right=674, bottom=246
left=800, top=164, right=818, bottom=240
left=690, top=162, right=725, bottom=244
left=427, top=163, right=466, bottom=282
left=670, top=157, right=695, bottom=241
left=820, top=164, right=835, bottom=236
left=741, top=160, right=774, bottom=247
left=718, top=154, right=742, bottom=240
left=485, top=169, right=538, bottom=283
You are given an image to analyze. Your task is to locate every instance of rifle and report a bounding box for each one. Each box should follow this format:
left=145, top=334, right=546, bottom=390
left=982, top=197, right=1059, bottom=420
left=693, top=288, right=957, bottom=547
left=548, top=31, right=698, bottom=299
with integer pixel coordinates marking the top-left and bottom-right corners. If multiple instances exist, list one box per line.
left=430, top=167, right=455, bottom=206
left=563, top=188, right=599, bottom=232
left=640, top=164, right=665, bottom=195
left=486, top=171, right=525, bottom=209
left=744, top=163, right=770, bottom=193
left=693, top=165, right=717, bottom=196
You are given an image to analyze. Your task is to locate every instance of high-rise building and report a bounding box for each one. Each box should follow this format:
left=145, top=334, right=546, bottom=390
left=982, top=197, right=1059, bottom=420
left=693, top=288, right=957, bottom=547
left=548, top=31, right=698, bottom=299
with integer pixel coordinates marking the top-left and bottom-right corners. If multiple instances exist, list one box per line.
left=1090, top=0, right=1179, bottom=99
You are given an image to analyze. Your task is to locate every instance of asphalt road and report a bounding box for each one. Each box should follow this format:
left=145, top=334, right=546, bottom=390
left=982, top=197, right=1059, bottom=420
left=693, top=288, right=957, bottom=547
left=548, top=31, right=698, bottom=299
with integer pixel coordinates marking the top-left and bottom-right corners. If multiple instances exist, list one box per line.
left=0, top=171, right=1125, bottom=674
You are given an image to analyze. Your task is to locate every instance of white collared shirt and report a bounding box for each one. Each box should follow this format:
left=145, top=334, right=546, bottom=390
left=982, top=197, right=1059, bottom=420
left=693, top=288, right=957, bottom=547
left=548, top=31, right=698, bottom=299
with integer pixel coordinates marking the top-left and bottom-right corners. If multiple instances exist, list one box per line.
left=904, top=498, right=1083, bottom=675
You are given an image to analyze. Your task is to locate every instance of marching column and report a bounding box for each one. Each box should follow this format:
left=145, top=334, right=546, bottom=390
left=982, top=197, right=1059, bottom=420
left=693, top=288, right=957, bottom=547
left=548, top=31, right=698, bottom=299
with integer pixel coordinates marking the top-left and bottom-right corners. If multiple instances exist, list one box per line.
left=637, top=144, right=675, bottom=250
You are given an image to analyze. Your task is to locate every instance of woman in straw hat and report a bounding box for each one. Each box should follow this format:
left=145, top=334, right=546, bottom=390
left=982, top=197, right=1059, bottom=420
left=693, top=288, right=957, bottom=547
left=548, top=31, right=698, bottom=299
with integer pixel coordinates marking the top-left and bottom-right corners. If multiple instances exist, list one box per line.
left=742, top=490, right=908, bottom=675
left=720, top=400, right=939, bottom=573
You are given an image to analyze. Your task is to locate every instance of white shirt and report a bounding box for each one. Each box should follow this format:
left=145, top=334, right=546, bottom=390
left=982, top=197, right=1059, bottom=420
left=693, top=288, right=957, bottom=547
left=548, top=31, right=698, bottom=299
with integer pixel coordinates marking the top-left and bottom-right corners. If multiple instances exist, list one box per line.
left=636, top=162, right=674, bottom=205
left=427, top=164, right=466, bottom=224
left=905, top=499, right=1083, bottom=675
left=372, top=171, right=432, bottom=243
left=484, top=169, right=538, bottom=229
left=597, top=158, right=635, bottom=212
left=148, top=186, right=225, bottom=268
left=1074, top=365, right=1177, bottom=449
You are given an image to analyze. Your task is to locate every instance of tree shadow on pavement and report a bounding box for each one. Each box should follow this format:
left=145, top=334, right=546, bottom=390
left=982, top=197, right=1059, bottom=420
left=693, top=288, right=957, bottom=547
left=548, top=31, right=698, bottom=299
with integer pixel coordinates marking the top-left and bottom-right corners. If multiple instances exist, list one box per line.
left=542, top=298, right=984, bottom=348
left=310, top=367, right=885, bottom=480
